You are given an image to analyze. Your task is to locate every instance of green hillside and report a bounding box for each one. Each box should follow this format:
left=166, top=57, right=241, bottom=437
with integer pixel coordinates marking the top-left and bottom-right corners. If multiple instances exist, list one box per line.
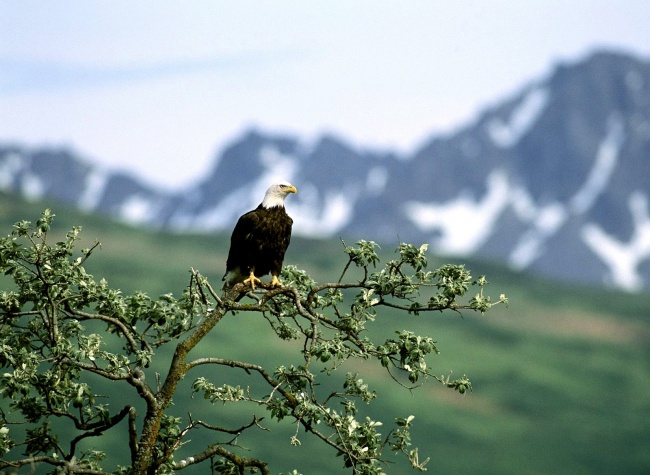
left=1, top=193, right=649, bottom=475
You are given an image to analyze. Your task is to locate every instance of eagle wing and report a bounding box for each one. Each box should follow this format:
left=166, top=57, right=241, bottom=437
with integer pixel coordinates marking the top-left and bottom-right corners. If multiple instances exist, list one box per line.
left=224, top=209, right=260, bottom=278
left=223, top=206, right=293, bottom=287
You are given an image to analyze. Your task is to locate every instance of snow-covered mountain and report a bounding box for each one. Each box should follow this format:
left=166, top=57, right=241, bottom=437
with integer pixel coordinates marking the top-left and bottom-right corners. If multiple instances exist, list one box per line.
left=2, top=50, right=650, bottom=291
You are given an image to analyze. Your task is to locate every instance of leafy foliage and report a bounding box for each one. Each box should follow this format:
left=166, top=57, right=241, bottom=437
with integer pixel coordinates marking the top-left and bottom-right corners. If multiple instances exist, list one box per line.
left=0, top=211, right=506, bottom=474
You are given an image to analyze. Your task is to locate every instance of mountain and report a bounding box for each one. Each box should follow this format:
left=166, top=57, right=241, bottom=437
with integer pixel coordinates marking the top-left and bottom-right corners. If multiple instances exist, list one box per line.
left=2, top=50, right=650, bottom=291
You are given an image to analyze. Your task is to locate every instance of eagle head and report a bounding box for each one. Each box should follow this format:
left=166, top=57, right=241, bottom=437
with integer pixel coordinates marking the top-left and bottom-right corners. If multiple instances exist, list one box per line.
left=261, top=181, right=297, bottom=208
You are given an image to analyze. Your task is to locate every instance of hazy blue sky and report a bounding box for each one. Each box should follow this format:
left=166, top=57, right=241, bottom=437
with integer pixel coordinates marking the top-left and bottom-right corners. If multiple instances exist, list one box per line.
left=1, top=1, right=649, bottom=189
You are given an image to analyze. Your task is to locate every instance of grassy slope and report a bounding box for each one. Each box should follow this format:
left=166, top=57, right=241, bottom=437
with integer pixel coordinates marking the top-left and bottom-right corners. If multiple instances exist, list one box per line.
left=1, top=194, right=649, bottom=474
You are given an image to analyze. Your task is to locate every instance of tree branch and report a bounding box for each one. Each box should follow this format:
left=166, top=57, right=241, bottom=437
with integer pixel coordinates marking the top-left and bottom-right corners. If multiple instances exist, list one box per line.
left=71, top=308, right=141, bottom=355
left=129, top=406, right=138, bottom=465
left=174, top=444, right=270, bottom=474
left=0, top=456, right=111, bottom=475
left=63, top=359, right=157, bottom=407
left=186, top=357, right=298, bottom=407
left=187, top=415, right=264, bottom=435
left=68, top=405, right=133, bottom=458
left=72, top=241, right=101, bottom=269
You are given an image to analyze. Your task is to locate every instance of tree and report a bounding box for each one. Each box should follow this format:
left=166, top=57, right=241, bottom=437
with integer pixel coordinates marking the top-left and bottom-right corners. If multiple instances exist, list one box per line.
left=0, top=210, right=507, bottom=475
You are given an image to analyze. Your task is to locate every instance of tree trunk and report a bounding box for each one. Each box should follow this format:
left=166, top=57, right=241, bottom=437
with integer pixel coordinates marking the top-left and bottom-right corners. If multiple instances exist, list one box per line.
left=129, top=293, right=234, bottom=474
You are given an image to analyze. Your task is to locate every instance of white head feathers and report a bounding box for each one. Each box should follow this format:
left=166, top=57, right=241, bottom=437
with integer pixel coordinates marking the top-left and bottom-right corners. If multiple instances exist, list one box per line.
left=261, top=181, right=298, bottom=208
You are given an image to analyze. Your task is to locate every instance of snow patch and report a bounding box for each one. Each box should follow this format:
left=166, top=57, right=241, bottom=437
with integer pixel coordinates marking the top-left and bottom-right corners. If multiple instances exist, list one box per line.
left=569, top=116, right=624, bottom=214
left=78, top=169, right=109, bottom=211
left=509, top=199, right=567, bottom=269
left=509, top=114, right=625, bottom=269
left=0, top=152, right=49, bottom=201
left=291, top=183, right=355, bottom=238
left=184, top=144, right=301, bottom=231
left=487, top=87, right=549, bottom=148
left=0, top=153, right=24, bottom=191
left=258, top=146, right=298, bottom=182
left=403, top=170, right=572, bottom=266
left=293, top=193, right=354, bottom=238
left=581, top=191, right=650, bottom=292
left=191, top=187, right=252, bottom=231
left=251, top=145, right=299, bottom=206
left=404, top=171, right=510, bottom=255
left=21, top=172, right=45, bottom=200
left=120, top=195, right=156, bottom=225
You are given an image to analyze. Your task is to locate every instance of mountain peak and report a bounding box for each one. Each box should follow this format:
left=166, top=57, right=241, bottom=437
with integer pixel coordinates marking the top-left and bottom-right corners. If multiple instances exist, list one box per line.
left=2, top=50, right=649, bottom=291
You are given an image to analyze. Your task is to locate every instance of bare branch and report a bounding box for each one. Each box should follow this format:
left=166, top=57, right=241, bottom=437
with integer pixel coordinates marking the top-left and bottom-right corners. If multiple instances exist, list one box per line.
left=185, top=357, right=298, bottom=407
left=174, top=444, right=270, bottom=474
left=72, top=241, right=101, bottom=269
left=71, top=308, right=141, bottom=354
left=128, top=406, right=138, bottom=464
left=68, top=405, right=133, bottom=458
left=63, top=359, right=157, bottom=407
left=0, top=456, right=112, bottom=475
left=184, top=415, right=265, bottom=436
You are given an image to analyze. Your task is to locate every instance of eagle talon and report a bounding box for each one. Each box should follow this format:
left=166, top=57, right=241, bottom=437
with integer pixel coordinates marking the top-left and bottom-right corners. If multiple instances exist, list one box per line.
left=270, top=275, right=281, bottom=288
left=243, top=272, right=262, bottom=290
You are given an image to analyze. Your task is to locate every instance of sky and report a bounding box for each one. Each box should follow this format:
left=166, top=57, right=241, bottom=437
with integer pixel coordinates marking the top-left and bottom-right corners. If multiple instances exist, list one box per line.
left=1, top=1, right=650, bottom=191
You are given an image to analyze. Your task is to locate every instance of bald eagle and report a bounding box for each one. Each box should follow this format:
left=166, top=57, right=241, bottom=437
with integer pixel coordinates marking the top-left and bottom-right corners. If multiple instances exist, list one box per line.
left=222, top=182, right=297, bottom=291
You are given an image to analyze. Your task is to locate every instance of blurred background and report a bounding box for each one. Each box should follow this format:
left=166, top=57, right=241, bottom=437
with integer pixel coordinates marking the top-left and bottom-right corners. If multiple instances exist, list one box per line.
left=2, top=1, right=650, bottom=291
left=1, top=2, right=649, bottom=186
left=1, top=2, right=649, bottom=474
